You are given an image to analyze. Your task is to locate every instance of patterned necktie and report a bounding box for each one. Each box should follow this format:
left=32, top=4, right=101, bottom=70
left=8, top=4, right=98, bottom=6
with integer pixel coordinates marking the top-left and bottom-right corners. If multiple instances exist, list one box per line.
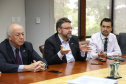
left=104, top=38, right=108, bottom=52
left=15, top=48, right=22, bottom=65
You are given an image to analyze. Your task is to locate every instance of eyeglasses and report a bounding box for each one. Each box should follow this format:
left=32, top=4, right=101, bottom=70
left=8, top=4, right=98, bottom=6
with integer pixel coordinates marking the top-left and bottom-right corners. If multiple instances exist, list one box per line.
left=62, top=27, right=72, bottom=30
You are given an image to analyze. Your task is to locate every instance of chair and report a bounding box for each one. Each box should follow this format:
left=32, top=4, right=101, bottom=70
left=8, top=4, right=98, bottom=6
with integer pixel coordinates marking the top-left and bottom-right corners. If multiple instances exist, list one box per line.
left=117, top=33, right=126, bottom=54
left=39, top=40, right=90, bottom=58
left=39, top=45, right=45, bottom=58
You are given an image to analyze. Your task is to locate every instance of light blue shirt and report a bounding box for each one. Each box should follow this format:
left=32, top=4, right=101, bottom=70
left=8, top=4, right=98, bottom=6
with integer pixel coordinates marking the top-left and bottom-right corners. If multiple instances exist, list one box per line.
left=57, top=35, right=85, bottom=63
left=9, top=42, right=24, bottom=72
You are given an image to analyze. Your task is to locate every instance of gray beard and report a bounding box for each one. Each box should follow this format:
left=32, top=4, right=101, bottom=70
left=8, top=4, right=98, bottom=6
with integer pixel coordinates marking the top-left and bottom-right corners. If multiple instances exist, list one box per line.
left=62, top=34, right=72, bottom=39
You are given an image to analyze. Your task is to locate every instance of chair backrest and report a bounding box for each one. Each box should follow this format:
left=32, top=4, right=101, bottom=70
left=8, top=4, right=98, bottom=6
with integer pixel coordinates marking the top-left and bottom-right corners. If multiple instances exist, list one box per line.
left=39, top=45, right=45, bottom=58
left=39, top=40, right=90, bottom=58
left=117, top=33, right=126, bottom=54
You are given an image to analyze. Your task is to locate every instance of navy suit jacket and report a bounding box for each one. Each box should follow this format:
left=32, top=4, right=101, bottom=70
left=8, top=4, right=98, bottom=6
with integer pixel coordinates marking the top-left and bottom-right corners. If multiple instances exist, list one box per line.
left=44, top=33, right=87, bottom=65
left=0, top=39, right=48, bottom=73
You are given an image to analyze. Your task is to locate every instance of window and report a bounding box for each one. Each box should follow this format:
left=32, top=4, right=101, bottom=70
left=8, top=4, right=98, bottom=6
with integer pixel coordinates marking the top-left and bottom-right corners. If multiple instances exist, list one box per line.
left=86, top=0, right=110, bottom=36
left=114, top=0, right=126, bottom=35
left=54, top=0, right=78, bottom=36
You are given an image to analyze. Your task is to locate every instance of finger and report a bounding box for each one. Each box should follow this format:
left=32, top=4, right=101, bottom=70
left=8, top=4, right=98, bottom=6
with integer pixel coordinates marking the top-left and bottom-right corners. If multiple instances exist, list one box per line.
left=60, top=45, right=64, bottom=50
left=34, top=65, right=41, bottom=72
left=33, top=60, right=36, bottom=63
left=40, top=68, right=45, bottom=71
left=67, top=47, right=70, bottom=50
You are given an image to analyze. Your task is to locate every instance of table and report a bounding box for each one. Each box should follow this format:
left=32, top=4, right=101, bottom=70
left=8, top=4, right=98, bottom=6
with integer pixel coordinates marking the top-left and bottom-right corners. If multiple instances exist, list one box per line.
left=0, top=55, right=126, bottom=84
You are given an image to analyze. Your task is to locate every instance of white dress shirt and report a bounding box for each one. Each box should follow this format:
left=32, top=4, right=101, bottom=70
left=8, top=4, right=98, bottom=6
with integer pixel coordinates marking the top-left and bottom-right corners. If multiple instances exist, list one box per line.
left=87, top=32, right=122, bottom=59
left=57, top=35, right=85, bottom=63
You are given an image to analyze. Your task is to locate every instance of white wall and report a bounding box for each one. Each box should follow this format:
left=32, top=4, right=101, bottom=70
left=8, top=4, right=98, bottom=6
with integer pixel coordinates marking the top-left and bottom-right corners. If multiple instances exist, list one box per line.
left=25, top=0, right=54, bottom=57
left=0, top=0, right=25, bottom=42
left=0, top=0, right=54, bottom=57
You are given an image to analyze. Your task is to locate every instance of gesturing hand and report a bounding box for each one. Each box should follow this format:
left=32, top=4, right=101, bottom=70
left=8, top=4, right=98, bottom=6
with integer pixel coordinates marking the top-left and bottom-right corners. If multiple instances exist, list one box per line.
left=79, top=42, right=92, bottom=53
left=60, top=45, right=71, bottom=55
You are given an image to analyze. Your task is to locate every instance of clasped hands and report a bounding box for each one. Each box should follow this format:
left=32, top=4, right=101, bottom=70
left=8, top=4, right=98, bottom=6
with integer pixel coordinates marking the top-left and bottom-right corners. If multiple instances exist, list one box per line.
left=98, top=51, right=107, bottom=60
left=24, top=60, right=45, bottom=72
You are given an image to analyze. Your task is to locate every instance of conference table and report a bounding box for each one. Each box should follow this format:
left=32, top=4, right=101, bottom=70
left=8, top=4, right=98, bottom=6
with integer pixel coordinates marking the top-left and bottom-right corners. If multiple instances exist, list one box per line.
left=0, top=55, right=126, bottom=84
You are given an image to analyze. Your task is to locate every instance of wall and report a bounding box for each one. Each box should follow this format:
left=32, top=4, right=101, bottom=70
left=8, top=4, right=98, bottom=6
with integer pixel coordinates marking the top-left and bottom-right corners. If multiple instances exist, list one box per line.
left=0, top=0, right=25, bottom=42
left=0, top=0, right=54, bottom=57
left=25, top=0, right=54, bottom=57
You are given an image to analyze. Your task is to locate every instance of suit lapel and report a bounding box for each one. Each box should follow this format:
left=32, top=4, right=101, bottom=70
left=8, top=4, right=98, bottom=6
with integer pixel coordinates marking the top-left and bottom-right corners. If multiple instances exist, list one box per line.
left=55, top=33, right=67, bottom=62
left=69, top=39, right=76, bottom=57
left=20, top=45, right=29, bottom=64
left=55, top=33, right=62, bottom=50
left=6, top=40, right=16, bottom=64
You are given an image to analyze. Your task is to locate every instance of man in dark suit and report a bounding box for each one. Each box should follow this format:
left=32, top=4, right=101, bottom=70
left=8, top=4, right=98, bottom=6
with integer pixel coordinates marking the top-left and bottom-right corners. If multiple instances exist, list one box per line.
left=44, top=17, right=91, bottom=65
left=0, top=24, right=48, bottom=73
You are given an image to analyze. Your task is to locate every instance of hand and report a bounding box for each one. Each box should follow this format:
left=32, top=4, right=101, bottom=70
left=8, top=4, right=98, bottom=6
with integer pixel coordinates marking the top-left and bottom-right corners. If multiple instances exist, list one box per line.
left=0, top=71, right=2, bottom=76
left=79, top=42, right=92, bottom=53
left=24, top=60, right=46, bottom=72
left=60, top=45, right=71, bottom=55
left=98, top=51, right=107, bottom=59
left=33, top=60, right=45, bottom=72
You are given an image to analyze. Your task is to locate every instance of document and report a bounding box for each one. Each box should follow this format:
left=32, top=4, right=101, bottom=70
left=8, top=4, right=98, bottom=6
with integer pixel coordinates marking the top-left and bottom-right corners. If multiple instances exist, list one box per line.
left=67, top=75, right=118, bottom=84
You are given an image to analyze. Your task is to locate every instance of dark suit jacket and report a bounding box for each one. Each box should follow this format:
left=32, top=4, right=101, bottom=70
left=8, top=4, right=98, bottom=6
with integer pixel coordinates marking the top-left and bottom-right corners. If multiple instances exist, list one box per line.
left=0, top=39, right=48, bottom=73
left=44, top=33, right=87, bottom=65
left=117, top=33, right=126, bottom=54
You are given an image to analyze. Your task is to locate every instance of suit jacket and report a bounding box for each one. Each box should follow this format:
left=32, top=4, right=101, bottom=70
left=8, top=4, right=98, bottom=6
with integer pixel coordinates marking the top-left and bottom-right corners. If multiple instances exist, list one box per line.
left=44, top=33, right=87, bottom=65
left=0, top=39, right=48, bottom=73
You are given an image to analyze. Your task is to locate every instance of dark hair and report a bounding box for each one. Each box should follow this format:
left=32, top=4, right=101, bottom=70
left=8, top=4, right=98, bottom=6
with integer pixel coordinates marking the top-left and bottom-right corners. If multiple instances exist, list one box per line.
left=100, top=18, right=113, bottom=27
left=56, top=17, right=71, bottom=32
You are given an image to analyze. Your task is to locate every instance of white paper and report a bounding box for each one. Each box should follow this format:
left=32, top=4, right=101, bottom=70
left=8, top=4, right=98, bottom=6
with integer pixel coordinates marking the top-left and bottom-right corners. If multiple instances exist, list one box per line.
left=67, top=75, right=118, bottom=84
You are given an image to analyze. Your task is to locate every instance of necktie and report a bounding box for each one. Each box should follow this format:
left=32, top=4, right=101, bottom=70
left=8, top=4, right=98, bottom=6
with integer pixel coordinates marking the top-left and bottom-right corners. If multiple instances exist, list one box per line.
left=104, top=38, right=108, bottom=52
left=15, top=48, right=22, bottom=65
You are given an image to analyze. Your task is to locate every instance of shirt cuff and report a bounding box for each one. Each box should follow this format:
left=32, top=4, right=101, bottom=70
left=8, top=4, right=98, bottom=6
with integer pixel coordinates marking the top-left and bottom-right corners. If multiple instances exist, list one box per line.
left=80, top=51, right=85, bottom=57
left=57, top=51, right=64, bottom=60
left=18, top=65, right=24, bottom=72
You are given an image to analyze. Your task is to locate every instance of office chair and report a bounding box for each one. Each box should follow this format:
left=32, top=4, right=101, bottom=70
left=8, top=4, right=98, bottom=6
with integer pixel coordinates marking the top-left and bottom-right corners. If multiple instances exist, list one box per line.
left=117, top=33, right=126, bottom=54
left=39, top=45, right=45, bottom=58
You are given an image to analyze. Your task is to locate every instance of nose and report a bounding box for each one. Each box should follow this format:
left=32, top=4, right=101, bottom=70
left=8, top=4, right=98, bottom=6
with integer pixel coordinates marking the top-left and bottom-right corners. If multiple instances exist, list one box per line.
left=20, top=35, right=24, bottom=39
left=69, top=28, right=72, bottom=31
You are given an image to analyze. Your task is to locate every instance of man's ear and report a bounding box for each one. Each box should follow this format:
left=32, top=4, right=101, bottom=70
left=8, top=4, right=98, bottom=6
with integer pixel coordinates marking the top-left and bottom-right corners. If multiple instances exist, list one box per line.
left=8, top=35, right=11, bottom=41
left=57, top=27, right=61, bottom=33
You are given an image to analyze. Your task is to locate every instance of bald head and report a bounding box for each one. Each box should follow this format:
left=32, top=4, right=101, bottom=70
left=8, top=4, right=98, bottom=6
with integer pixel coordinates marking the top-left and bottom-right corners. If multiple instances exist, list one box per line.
left=7, top=24, right=24, bottom=36
left=7, top=24, right=25, bottom=48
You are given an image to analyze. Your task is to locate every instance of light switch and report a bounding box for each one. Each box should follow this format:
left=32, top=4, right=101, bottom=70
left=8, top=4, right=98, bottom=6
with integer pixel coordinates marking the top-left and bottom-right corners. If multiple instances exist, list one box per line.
left=11, top=17, right=15, bottom=22
left=36, top=17, right=40, bottom=24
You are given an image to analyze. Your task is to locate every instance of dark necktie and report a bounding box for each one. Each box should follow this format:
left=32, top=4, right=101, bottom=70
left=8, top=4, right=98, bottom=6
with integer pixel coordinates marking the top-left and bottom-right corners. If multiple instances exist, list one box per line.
left=104, top=38, right=108, bottom=52
left=15, top=48, right=22, bottom=65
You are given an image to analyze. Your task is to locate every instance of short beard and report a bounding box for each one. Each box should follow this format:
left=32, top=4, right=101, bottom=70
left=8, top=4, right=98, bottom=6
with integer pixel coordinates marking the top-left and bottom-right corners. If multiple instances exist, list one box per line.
left=62, top=34, right=72, bottom=39
left=101, top=32, right=109, bottom=37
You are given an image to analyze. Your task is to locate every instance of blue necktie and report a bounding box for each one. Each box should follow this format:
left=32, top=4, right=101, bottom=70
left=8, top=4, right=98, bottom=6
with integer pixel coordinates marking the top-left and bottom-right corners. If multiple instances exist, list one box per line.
left=15, top=48, right=22, bottom=65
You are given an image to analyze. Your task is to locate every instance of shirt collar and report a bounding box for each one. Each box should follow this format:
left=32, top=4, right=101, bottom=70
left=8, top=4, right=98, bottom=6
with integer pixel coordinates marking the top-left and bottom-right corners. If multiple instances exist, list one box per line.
left=58, top=34, right=70, bottom=43
left=100, top=32, right=110, bottom=40
left=9, top=42, right=20, bottom=52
